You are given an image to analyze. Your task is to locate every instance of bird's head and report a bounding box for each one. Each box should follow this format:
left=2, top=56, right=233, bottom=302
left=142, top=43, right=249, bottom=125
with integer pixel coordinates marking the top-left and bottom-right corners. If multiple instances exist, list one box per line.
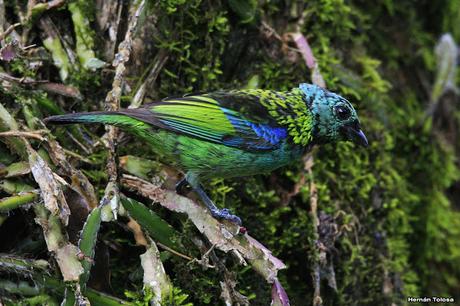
left=299, top=83, right=368, bottom=147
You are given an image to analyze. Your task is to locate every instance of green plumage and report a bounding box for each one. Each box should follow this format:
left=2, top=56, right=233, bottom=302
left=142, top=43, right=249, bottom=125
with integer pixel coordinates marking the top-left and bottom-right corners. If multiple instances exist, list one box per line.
left=45, top=83, right=368, bottom=223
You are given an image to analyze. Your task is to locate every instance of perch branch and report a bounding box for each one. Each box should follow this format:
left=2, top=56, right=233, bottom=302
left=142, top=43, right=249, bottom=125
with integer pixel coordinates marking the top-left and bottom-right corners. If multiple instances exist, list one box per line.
left=121, top=174, right=287, bottom=283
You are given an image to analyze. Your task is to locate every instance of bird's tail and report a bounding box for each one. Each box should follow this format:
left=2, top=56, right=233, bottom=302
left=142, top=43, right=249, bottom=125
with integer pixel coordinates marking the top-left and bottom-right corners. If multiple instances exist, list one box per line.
left=44, top=111, right=144, bottom=128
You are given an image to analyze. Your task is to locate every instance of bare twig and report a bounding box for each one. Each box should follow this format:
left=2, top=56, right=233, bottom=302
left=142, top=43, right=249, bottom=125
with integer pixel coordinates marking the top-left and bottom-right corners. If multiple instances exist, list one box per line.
left=157, top=242, right=193, bottom=261
left=0, top=71, right=47, bottom=84
left=131, top=49, right=169, bottom=108
left=44, top=134, right=98, bottom=209
left=188, top=239, right=216, bottom=269
left=126, top=217, right=149, bottom=246
left=0, top=23, right=20, bottom=41
left=0, top=130, right=46, bottom=141
left=65, top=131, right=92, bottom=154
left=260, top=21, right=326, bottom=89
left=38, top=82, right=82, bottom=99
left=260, top=21, right=283, bottom=41
left=100, top=0, right=146, bottom=220
left=0, top=128, right=96, bottom=212
left=257, top=26, right=327, bottom=304
left=290, top=32, right=325, bottom=88
left=276, top=150, right=316, bottom=205
left=307, top=53, right=327, bottom=306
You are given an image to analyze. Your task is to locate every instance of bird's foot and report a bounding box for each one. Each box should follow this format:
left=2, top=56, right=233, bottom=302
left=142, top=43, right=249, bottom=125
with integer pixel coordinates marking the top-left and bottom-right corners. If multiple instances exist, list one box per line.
left=184, top=175, right=243, bottom=226
left=209, top=208, right=242, bottom=226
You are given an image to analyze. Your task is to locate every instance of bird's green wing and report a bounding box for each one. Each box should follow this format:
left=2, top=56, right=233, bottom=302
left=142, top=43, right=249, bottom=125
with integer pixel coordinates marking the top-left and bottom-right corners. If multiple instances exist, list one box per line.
left=119, top=91, right=291, bottom=151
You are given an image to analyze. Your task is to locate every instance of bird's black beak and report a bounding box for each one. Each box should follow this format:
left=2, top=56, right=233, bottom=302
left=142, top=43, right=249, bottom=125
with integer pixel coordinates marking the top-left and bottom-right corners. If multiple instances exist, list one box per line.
left=343, top=124, right=369, bottom=147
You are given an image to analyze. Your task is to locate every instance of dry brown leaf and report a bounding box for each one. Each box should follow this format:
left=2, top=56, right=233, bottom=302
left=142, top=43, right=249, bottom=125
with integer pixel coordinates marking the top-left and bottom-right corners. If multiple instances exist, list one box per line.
left=28, top=146, right=70, bottom=225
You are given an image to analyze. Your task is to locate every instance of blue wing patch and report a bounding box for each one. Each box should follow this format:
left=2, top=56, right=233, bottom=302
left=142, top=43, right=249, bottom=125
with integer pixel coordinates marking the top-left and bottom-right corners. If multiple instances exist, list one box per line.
left=247, top=122, right=287, bottom=145
left=223, top=112, right=287, bottom=150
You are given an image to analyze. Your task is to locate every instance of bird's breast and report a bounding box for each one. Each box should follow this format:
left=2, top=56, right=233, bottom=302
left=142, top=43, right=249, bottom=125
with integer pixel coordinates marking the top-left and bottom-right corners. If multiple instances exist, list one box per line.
left=127, top=128, right=305, bottom=179
left=176, top=137, right=305, bottom=179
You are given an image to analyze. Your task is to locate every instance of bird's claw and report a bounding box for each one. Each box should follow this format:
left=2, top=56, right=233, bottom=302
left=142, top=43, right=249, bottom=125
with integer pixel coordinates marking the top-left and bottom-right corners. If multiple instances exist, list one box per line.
left=211, top=208, right=242, bottom=226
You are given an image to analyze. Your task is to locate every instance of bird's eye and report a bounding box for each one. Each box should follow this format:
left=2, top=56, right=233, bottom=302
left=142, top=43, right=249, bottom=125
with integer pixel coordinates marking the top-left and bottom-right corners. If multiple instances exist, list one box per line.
left=335, top=105, right=351, bottom=120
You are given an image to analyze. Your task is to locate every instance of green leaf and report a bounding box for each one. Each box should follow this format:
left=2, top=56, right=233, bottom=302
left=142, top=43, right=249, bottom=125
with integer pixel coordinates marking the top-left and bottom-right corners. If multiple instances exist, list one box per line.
left=0, top=192, right=38, bottom=212
left=228, top=0, right=257, bottom=23
left=78, top=206, right=102, bottom=289
left=121, top=197, right=180, bottom=250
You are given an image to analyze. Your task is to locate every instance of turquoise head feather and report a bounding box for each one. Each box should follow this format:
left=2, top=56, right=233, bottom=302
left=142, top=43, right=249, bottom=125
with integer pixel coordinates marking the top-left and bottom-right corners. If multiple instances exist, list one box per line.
left=299, top=83, right=368, bottom=147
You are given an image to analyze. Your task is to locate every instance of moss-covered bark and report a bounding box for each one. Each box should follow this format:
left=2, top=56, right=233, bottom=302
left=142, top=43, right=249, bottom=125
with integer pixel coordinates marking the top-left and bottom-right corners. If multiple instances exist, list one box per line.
left=0, top=0, right=459, bottom=305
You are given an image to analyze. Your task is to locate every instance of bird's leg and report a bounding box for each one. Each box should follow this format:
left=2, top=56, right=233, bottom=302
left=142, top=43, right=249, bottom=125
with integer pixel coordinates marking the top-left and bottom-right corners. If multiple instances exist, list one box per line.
left=184, top=173, right=242, bottom=225
left=193, top=184, right=242, bottom=225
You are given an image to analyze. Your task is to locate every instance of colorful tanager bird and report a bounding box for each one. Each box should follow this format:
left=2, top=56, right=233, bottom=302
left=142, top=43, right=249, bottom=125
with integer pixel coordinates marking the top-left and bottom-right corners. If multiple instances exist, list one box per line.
left=45, top=84, right=368, bottom=225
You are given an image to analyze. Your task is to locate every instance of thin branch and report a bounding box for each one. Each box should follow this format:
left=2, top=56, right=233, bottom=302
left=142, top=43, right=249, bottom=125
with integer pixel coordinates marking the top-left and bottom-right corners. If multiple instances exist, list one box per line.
left=131, top=49, right=169, bottom=108
left=157, top=242, right=194, bottom=261
left=0, top=130, right=46, bottom=141
left=0, top=72, right=82, bottom=99
left=0, top=22, right=20, bottom=41
left=100, top=0, right=146, bottom=219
